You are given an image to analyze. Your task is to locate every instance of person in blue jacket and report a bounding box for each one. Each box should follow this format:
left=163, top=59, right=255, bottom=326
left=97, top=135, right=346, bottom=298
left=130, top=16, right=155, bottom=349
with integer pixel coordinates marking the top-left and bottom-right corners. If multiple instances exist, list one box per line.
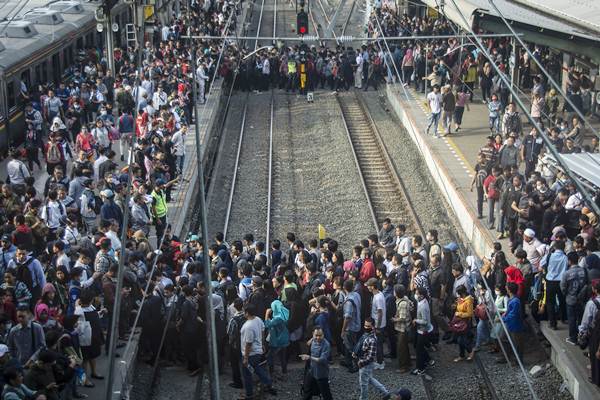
left=497, top=282, right=524, bottom=364
left=264, top=300, right=290, bottom=375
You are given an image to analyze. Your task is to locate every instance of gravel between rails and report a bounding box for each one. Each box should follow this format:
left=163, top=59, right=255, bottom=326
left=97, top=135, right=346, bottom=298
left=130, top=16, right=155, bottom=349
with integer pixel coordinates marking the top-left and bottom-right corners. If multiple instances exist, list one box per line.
left=270, top=92, right=374, bottom=253
left=196, top=93, right=247, bottom=240
left=226, top=92, right=273, bottom=243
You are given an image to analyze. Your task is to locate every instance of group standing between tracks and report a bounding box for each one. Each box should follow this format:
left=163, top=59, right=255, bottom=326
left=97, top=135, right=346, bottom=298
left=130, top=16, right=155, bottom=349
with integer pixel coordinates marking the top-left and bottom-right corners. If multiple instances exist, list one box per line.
left=0, top=0, right=599, bottom=400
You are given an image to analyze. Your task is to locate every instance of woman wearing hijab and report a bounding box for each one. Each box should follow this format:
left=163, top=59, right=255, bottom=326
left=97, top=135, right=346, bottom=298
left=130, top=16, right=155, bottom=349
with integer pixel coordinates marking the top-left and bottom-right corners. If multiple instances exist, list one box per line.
left=265, top=299, right=290, bottom=375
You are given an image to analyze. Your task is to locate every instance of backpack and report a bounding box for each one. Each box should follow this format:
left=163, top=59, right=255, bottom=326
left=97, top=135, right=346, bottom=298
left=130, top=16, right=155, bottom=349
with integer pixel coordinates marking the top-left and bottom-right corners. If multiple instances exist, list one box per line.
left=476, top=168, right=488, bottom=188
left=47, top=142, right=63, bottom=164
left=227, top=313, right=246, bottom=348
left=85, top=190, right=102, bottom=215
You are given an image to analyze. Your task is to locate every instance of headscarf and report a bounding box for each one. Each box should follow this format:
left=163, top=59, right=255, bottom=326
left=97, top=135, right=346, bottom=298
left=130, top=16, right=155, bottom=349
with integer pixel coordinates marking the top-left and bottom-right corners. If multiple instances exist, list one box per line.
left=504, top=265, right=524, bottom=285
left=42, top=283, right=56, bottom=297
left=271, top=300, right=289, bottom=322
left=34, top=303, right=50, bottom=322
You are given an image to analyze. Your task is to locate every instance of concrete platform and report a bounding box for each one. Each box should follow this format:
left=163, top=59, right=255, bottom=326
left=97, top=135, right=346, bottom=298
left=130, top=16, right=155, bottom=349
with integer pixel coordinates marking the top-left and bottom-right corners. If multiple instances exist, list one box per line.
left=540, top=321, right=600, bottom=400
left=386, top=83, right=600, bottom=400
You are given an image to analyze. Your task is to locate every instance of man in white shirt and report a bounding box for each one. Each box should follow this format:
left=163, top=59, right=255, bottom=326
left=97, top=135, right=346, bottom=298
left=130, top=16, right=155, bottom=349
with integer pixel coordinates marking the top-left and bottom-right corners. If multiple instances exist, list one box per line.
left=6, top=149, right=30, bottom=191
left=171, top=125, right=187, bottom=174
left=41, top=190, right=66, bottom=236
left=366, top=278, right=386, bottom=369
left=355, top=53, right=363, bottom=89
left=152, top=85, right=168, bottom=109
left=394, top=224, right=412, bottom=264
left=196, top=62, right=209, bottom=103
left=426, top=84, right=442, bottom=138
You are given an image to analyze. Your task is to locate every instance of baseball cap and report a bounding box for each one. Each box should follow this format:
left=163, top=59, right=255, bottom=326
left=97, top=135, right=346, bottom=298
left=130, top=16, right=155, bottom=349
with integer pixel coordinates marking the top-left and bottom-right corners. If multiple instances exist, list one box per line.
left=155, top=178, right=167, bottom=186
left=0, top=234, right=11, bottom=242
left=0, top=344, right=8, bottom=357
left=100, top=189, right=114, bottom=198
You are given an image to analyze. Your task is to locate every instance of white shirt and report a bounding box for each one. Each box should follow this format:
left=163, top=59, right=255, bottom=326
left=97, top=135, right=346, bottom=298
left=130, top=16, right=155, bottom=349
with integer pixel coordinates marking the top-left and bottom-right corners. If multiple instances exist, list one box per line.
left=93, top=155, right=108, bottom=181
left=7, top=159, right=30, bottom=185
left=105, top=230, right=122, bottom=252
left=240, top=317, right=264, bottom=356
left=427, top=91, right=442, bottom=114
left=371, top=292, right=387, bottom=329
left=395, top=235, right=412, bottom=264
left=171, top=129, right=186, bottom=156
left=41, top=201, right=65, bottom=230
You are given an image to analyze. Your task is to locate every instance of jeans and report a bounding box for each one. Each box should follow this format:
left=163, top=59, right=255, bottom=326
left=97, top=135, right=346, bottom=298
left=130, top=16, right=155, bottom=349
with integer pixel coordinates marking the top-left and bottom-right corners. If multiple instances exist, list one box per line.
left=567, top=304, right=582, bottom=341
left=476, top=319, right=491, bottom=348
left=359, top=363, right=389, bottom=400
left=176, top=155, right=185, bottom=174
left=489, top=115, right=500, bottom=133
left=487, top=197, right=496, bottom=227
left=375, top=331, right=384, bottom=364
left=546, top=280, right=566, bottom=328
left=396, top=331, right=411, bottom=370
left=267, top=345, right=288, bottom=374
left=229, top=347, right=242, bottom=386
left=427, top=112, right=441, bottom=136
left=415, top=332, right=430, bottom=371
left=241, top=354, right=272, bottom=397
left=476, top=186, right=484, bottom=217
left=342, top=330, right=359, bottom=369
left=457, top=332, right=473, bottom=358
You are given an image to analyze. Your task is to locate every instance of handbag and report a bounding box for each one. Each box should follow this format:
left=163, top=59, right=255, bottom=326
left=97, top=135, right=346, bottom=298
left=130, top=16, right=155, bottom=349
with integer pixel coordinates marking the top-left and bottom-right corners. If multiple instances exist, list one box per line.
left=449, top=316, right=468, bottom=333
left=77, top=313, right=93, bottom=347
left=474, top=303, right=489, bottom=321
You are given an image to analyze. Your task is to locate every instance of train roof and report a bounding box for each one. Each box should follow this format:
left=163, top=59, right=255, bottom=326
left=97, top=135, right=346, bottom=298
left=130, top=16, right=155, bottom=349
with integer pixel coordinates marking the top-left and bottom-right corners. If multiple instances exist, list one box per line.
left=0, top=1, right=98, bottom=74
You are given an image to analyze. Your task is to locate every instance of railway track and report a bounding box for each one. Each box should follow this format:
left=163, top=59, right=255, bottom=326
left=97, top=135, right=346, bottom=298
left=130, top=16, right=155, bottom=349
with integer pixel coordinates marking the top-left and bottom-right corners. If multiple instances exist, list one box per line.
left=223, top=92, right=274, bottom=243
left=337, top=91, right=423, bottom=232
left=339, top=90, right=502, bottom=400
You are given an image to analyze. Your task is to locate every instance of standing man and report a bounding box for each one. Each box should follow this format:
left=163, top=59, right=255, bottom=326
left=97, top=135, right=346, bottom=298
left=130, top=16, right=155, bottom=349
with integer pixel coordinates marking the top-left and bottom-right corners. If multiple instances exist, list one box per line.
left=7, top=307, right=46, bottom=366
left=354, top=317, right=392, bottom=400
left=497, top=282, right=525, bottom=363
left=378, top=218, right=395, bottom=249
left=561, top=252, right=587, bottom=345
left=426, top=85, right=442, bottom=138
left=341, top=280, right=361, bottom=373
left=151, top=178, right=175, bottom=246
left=366, top=278, right=386, bottom=368
left=541, top=240, right=568, bottom=330
left=300, top=327, right=332, bottom=400
left=240, top=304, right=277, bottom=398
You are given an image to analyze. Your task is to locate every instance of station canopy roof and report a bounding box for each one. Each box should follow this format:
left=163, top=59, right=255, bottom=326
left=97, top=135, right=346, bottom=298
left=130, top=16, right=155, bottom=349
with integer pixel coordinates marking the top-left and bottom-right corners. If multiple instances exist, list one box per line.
left=420, top=0, right=600, bottom=62
left=543, top=152, right=600, bottom=192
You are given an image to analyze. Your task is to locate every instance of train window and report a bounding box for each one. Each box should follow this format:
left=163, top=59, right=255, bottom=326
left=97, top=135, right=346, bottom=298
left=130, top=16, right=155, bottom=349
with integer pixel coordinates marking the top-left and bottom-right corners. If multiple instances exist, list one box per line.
left=41, top=61, right=48, bottom=83
left=52, top=54, right=60, bottom=83
left=21, top=70, right=31, bottom=90
left=35, top=65, right=41, bottom=85
left=7, top=81, right=15, bottom=109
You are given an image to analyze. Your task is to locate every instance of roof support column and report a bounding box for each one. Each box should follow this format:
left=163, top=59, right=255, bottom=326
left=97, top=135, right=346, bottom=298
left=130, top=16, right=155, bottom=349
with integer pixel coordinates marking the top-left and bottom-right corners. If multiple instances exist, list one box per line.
left=562, top=51, right=571, bottom=93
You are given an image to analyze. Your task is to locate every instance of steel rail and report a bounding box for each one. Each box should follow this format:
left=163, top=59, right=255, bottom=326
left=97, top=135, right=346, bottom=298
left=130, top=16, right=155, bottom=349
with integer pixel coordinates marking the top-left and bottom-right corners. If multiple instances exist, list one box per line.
left=223, top=99, right=249, bottom=239
left=340, top=0, right=356, bottom=37
left=266, top=91, right=274, bottom=266
left=255, top=0, right=267, bottom=50
left=336, top=94, right=379, bottom=233
left=273, top=0, right=277, bottom=44
left=339, top=91, right=433, bottom=399
left=307, top=2, right=322, bottom=43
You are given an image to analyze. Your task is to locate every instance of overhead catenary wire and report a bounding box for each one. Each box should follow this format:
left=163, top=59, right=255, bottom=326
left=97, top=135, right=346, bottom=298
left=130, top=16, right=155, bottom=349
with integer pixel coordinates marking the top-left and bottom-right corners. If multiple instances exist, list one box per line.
left=369, top=9, right=536, bottom=398
left=484, top=0, right=600, bottom=143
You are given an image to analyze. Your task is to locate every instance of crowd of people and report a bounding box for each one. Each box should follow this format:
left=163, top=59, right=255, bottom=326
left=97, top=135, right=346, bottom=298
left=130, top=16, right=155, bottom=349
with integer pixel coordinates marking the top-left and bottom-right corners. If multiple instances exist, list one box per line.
left=0, top=1, right=599, bottom=400
left=370, top=5, right=600, bottom=390
left=0, top=0, right=249, bottom=399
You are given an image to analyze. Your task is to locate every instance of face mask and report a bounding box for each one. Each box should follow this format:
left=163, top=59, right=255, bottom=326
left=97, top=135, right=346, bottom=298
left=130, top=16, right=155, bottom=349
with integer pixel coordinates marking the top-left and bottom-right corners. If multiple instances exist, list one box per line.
left=364, top=326, right=373, bottom=333
left=74, top=104, right=80, bottom=109
left=101, top=110, right=107, bottom=115
left=495, top=291, right=501, bottom=296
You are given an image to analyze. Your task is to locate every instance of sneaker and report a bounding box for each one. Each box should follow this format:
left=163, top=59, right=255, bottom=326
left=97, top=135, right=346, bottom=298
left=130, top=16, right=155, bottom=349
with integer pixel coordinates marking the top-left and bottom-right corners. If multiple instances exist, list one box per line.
left=427, top=359, right=436, bottom=368
left=410, top=368, right=425, bottom=375
left=374, top=362, right=385, bottom=370
left=566, top=337, right=577, bottom=346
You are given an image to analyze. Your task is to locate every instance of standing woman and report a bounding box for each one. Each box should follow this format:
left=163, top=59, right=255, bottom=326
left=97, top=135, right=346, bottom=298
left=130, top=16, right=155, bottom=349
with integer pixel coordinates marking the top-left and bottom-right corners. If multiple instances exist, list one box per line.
left=76, top=288, right=106, bottom=386
left=490, top=283, right=508, bottom=354
left=453, top=285, right=474, bottom=362
left=265, top=299, right=290, bottom=376
left=411, top=286, right=434, bottom=376
left=454, top=86, right=470, bottom=132
left=401, top=48, right=414, bottom=86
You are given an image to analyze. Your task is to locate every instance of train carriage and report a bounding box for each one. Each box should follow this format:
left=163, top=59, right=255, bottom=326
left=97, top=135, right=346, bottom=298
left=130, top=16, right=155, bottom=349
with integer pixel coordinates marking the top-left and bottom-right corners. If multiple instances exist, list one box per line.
left=0, top=0, right=130, bottom=154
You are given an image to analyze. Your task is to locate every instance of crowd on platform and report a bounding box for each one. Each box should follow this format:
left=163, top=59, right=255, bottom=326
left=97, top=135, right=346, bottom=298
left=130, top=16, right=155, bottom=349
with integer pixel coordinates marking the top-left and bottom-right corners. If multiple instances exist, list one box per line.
left=0, top=0, right=243, bottom=399
left=370, top=5, right=600, bottom=390
left=0, top=1, right=599, bottom=400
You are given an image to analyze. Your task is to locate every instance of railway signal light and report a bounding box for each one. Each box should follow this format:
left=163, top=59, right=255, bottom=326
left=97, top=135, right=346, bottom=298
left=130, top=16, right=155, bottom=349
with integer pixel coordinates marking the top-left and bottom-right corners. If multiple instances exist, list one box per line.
left=297, top=10, right=308, bottom=36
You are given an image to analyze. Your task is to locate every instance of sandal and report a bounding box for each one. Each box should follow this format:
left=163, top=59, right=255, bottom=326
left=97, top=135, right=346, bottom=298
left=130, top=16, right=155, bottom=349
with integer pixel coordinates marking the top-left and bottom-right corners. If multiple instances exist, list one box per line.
left=84, top=381, right=95, bottom=388
left=453, top=357, right=464, bottom=362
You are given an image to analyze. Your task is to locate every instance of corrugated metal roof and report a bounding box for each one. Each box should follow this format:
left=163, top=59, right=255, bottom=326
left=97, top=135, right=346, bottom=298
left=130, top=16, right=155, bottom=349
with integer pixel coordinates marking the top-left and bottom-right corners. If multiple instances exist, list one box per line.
left=420, top=0, right=600, bottom=42
left=512, top=0, right=600, bottom=36
left=544, top=152, right=600, bottom=191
